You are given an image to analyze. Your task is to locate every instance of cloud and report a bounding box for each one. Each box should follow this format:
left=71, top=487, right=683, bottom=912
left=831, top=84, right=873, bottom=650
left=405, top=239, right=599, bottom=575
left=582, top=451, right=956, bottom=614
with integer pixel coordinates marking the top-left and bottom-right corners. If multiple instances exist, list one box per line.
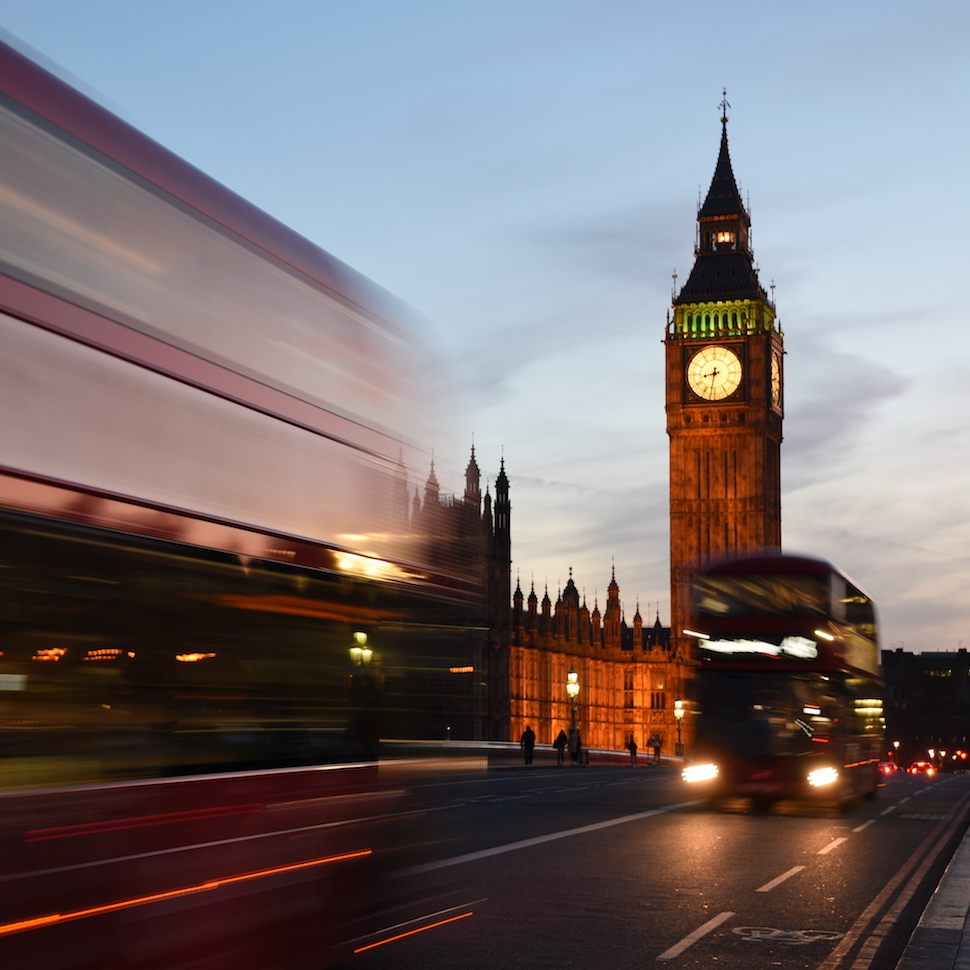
left=783, top=328, right=908, bottom=490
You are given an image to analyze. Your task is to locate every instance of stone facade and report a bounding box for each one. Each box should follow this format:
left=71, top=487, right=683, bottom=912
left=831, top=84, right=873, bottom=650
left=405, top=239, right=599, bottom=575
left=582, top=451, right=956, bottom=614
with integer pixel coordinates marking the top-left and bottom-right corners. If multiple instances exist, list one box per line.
left=407, top=448, right=688, bottom=751
left=508, top=568, right=688, bottom=753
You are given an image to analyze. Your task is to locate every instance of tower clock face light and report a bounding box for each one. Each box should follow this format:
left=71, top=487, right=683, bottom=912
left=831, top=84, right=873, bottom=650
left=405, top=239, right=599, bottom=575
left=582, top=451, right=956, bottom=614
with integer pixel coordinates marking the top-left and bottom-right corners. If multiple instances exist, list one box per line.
left=771, top=350, right=782, bottom=407
left=687, top=345, right=742, bottom=401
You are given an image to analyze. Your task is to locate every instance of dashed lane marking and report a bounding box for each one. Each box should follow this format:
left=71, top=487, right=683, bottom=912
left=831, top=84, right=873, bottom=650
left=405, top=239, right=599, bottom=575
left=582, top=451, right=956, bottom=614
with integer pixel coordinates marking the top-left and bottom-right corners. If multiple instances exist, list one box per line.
left=853, top=819, right=875, bottom=833
left=756, top=866, right=806, bottom=893
left=656, top=911, right=735, bottom=961
left=818, top=837, right=848, bottom=855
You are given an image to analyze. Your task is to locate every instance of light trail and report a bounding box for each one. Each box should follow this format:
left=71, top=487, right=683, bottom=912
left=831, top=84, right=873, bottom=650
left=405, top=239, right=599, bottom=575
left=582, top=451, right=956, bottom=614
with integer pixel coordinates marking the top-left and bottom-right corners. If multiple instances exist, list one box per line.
left=0, top=849, right=371, bottom=938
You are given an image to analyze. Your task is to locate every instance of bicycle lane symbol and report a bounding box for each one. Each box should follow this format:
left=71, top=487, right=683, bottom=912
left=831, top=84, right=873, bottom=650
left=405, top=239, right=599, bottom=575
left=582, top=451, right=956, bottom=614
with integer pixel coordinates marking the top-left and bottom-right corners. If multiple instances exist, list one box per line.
left=733, top=926, right=844, bottom=946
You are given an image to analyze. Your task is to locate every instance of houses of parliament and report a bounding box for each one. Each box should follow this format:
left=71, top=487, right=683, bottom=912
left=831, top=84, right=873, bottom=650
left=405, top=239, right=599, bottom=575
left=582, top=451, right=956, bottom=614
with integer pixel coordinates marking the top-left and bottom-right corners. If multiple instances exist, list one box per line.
left=404, top=102, right=782, bottom=753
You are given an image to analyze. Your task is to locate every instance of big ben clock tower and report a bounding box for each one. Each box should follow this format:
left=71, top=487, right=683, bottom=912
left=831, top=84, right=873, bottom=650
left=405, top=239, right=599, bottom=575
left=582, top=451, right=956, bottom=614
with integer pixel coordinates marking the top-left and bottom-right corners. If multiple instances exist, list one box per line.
left=666, top=96, right=783, bottom=659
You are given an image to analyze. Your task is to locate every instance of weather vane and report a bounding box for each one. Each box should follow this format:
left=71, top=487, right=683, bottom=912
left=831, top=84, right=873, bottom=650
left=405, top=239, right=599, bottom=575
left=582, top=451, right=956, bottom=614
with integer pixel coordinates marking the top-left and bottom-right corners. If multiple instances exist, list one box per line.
left=719, top=88, right=730, bottom=126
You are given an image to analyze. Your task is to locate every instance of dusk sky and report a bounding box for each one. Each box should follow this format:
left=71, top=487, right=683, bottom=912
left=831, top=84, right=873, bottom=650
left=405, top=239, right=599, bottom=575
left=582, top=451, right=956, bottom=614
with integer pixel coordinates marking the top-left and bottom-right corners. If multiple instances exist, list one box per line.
left=3, top=1, right=968, bottom=653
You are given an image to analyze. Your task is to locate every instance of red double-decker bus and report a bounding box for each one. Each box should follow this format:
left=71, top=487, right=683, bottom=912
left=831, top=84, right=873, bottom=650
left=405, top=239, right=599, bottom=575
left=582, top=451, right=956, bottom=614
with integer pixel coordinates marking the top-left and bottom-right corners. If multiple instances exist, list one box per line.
left=681, top=554, right=883, bottom=809
left=0, top=39, right=481, bottom=968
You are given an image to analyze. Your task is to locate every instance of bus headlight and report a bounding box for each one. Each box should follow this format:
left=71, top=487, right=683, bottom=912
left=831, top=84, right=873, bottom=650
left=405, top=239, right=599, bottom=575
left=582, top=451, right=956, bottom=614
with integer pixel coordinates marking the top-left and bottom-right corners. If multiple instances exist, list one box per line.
left=683, top=763, right=718, bottom=783
left=808, top=767, right=839, bottom=787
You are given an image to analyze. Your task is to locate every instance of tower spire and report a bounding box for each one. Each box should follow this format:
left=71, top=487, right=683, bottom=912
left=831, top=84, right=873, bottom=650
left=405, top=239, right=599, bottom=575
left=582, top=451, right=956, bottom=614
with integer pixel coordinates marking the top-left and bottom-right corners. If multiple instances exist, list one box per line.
left=674, top=97, right=771, bottom=307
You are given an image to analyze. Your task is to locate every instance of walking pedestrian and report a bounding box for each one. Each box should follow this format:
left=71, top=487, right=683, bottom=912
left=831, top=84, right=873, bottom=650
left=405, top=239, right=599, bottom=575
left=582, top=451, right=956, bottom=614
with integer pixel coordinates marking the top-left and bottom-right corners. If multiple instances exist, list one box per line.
left=648, top=732, right=661, bottom=766
left=626, top=735, right=638, bottom=766
left=520, top=724, right=536, bottom=765
left=554, top=729, right=568, bottom=765
left=568, top=727, right=581, bottom=765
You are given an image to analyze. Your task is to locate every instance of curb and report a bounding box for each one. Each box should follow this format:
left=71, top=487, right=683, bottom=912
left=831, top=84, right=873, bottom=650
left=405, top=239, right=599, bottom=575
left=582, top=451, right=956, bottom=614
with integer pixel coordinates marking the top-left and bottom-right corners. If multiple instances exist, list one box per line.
left=897, top=827, right=970, bottom=969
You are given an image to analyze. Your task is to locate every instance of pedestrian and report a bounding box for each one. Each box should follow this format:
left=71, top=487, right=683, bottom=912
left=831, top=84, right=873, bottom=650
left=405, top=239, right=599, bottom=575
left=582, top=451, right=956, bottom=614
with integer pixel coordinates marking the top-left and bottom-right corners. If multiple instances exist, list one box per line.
left=648, top=732, right=661, bottom=766
left=627, top=734, right=638, bottom=766
left=520, top=724, right=536, bottom=765
left=554, top=729, right=568, bottom=765
left=568, top=727, right=581, bottom=765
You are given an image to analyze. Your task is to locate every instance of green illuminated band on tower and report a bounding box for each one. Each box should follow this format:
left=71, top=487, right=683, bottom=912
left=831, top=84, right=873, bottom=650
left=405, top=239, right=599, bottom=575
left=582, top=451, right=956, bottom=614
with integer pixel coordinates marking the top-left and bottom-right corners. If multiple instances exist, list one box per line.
left=671, top=299, right=779, bottom=338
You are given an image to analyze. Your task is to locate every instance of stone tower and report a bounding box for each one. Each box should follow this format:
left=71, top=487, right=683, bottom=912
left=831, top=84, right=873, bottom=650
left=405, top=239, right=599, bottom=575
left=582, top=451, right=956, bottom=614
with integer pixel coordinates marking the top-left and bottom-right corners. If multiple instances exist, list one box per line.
left=665, top=96, right=784, bottom=662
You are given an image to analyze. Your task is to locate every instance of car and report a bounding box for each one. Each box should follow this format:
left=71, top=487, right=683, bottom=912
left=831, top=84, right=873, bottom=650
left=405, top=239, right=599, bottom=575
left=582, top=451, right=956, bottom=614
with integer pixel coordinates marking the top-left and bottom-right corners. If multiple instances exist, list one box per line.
left=878, top=762, right=899, bottom=775
left=908, top=761, right=936, bottom=776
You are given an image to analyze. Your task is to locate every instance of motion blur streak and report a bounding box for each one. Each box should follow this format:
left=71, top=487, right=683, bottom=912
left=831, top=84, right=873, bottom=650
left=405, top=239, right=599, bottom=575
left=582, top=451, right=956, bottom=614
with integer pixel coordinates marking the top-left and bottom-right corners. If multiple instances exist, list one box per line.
left=353, top=911, right=474, bottom=953
left=0, top=849, right=372, bottom=938
left=0, top=37, right=484, bottom=969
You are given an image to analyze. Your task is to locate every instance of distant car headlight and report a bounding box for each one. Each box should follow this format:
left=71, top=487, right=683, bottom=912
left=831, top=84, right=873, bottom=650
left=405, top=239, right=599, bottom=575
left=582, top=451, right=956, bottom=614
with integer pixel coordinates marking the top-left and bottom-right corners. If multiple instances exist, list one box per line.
left=683, top=763, right=718, bottom=783
left=808, top=767, right=839, bottom=787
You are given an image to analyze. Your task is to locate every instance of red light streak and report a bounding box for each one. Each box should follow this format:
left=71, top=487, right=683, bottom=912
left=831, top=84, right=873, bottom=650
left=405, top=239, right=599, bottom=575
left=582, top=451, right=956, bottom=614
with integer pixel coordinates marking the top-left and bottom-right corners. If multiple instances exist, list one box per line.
left=354, top=911, right=474, bottom=952
left=0, top=849, right=371, bottom=938
left=26, top=803, right=261, bottom=841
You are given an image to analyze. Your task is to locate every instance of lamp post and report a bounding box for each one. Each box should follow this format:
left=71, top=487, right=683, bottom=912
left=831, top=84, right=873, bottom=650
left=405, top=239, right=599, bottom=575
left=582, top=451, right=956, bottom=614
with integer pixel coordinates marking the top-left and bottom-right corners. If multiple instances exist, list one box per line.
left=348, top=632, right=376, bottom=758
left=892, top=740, right=899, bottom=764
left=566, top=668, right=580, bottom=730
left=674, top=698, right=685, bottom=757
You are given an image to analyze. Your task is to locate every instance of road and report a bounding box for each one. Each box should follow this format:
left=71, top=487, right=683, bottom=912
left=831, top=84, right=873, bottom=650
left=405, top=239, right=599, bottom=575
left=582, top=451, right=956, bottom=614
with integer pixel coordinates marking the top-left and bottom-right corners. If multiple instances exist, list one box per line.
left=340, top=765, right=970, bottom=970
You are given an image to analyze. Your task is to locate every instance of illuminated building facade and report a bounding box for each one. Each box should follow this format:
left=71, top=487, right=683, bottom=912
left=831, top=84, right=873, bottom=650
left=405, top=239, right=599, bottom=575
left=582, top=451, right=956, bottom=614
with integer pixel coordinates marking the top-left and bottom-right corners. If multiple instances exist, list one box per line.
left=508, top=568, right=679, bottom=751
left=406, top=449, right=686, bottom=750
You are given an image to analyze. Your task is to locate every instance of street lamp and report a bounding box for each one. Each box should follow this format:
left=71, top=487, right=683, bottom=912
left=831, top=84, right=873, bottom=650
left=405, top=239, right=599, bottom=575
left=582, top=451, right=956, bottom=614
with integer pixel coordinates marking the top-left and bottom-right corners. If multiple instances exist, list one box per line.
left=566, top=668, right=580, bottom=730
left=674, top=698, right=684, bottom=757
left=349, top=631, right=372, bottom=667
left=892, top=740, right=899, bottom=764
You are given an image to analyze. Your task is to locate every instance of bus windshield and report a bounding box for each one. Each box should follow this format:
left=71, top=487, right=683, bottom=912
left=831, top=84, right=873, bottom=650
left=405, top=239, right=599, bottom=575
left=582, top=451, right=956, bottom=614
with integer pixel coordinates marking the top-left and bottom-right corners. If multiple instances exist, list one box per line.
left=696, top=671, right=840, bottom=758
left=695, top=572, right=830, bottom=618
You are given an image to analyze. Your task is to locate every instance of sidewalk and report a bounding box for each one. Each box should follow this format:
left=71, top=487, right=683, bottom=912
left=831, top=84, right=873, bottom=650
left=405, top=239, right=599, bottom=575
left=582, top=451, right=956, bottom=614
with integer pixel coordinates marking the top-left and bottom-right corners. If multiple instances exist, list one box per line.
left=897, top=827, right=970, bottom=969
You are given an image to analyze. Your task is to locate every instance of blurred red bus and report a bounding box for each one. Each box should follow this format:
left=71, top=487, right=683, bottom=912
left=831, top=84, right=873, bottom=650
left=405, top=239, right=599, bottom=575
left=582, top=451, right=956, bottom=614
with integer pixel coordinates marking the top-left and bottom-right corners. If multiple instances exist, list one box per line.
left=681, top=554, right=883, bottom=809
left=0, top=38, right=481, bottom=969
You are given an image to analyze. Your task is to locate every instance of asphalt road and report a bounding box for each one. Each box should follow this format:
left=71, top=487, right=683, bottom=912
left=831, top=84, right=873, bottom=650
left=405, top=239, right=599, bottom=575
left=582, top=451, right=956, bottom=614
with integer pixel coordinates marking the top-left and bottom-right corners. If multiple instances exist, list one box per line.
left=339, top=765, right=970, bottom=970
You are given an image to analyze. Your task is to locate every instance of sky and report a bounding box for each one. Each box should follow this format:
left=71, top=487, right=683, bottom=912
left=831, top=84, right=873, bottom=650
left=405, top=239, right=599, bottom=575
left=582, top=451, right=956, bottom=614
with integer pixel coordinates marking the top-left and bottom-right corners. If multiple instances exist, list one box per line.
left=2, top=0, right=968, bottom=652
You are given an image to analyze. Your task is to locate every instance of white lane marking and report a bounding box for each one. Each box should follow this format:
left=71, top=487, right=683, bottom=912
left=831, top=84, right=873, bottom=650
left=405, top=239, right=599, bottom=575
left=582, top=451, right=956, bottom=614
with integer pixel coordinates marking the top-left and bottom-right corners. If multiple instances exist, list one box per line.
left=396, top=799, right=703, bottom=876
left=656, top=911, right=735, bottom=961
left=899, top=796, right=911, bottom=803
left=492, top=795, right=528, bottom=801
left=879, top=805, right=897, bottom=816
left=853, top=819, right=875, bottom=833
left=606, top=780, right=632, bottom=786
left=818, top=837, right=847, bottom=855
left=756, top=866, right=806, bottom=892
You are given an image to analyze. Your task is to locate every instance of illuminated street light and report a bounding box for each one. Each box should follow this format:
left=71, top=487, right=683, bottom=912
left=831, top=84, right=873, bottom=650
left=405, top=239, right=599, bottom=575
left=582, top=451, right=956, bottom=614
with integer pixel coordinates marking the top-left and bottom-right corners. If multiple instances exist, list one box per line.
left=566, top=668, right=580, bottom=730
left=674, top=698, right=685, bottom=757
left=349, top=631, right=372, bottom=666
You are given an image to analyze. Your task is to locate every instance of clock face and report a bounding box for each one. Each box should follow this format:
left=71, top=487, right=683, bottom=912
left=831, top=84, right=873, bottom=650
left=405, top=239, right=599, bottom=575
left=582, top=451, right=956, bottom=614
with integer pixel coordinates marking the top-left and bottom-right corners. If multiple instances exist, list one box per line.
left=686, top=345, right=742, bottom=401
left=771, top=350, right=782, bottom=407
